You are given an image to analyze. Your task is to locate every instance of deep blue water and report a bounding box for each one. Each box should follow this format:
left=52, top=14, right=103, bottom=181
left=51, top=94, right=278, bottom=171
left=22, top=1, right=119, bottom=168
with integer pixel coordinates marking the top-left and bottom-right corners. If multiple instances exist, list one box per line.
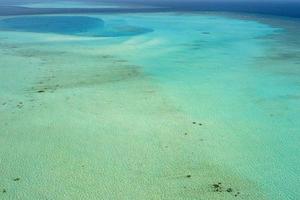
left=0, top=1, right=300, bottom=18
left=147, top=1, right=300, bottom=18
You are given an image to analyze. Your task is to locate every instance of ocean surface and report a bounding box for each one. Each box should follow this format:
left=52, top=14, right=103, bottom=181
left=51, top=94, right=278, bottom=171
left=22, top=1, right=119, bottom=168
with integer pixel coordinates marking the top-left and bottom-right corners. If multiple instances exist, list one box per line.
left=0, top=1, right=299, bottom=200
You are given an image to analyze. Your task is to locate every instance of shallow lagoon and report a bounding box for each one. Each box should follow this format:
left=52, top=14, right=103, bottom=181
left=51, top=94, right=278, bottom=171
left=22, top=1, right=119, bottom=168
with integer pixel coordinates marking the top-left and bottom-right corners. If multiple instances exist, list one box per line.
left=0, top=12, right=299, bottom=200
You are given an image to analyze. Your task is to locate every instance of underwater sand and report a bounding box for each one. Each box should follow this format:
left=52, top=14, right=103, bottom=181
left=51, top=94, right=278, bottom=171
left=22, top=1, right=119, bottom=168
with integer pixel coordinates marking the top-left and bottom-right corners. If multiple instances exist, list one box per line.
left=0, top=13, right=299, bottom=199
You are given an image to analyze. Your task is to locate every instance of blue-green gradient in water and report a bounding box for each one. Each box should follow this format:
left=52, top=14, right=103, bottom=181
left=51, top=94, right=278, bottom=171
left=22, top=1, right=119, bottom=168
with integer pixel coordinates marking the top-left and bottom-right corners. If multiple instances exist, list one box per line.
left=0, top=16, right=153, bottom=37
left=0, top=13, right=299, bottom=200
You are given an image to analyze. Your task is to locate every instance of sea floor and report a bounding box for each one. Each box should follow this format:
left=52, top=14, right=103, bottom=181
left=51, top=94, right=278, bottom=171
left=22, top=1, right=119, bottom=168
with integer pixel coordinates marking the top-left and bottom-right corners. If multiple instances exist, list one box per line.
left=0, top=12, right=299, bottom=200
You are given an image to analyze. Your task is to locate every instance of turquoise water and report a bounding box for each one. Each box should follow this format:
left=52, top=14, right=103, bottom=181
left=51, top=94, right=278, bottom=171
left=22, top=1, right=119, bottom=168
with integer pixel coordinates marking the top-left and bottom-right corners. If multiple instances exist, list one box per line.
left=0, top=13, right=299, bottom=199
left=0, top=16, right=153, bottom=37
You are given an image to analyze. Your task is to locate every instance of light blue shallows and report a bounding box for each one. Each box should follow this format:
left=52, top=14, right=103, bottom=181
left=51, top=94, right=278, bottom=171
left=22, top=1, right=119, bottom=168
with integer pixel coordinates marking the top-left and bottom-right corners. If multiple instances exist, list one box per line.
left=0, top=13, right=299, bottom=200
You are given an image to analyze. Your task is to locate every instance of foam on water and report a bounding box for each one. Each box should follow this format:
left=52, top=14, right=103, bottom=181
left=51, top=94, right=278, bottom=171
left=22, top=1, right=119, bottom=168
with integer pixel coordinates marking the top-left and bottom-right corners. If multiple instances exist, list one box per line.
left=0, top=13, right=299, bottom=200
